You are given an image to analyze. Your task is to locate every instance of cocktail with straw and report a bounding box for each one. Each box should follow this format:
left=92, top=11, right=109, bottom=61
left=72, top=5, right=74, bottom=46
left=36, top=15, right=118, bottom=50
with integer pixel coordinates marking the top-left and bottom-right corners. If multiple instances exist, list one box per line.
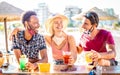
left=19, top=55, right=28, bottom=71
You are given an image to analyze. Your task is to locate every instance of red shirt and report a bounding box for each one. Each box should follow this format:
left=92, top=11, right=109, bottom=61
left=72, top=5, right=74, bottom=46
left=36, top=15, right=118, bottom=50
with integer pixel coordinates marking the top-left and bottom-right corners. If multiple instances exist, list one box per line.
left=80, top=29, right=115, bottom=52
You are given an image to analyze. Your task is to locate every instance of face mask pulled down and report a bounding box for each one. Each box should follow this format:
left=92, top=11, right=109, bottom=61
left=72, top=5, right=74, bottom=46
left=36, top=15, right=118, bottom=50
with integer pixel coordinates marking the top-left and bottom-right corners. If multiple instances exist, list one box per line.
left=27, top=24, right=36, bottom=36
left=84, top=26, right=94, bottom=34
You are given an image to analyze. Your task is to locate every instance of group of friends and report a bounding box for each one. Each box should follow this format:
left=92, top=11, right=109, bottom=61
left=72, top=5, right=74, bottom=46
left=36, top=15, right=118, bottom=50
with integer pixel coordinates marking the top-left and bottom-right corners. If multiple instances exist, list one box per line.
left=9, top=10, right=118, bottom=70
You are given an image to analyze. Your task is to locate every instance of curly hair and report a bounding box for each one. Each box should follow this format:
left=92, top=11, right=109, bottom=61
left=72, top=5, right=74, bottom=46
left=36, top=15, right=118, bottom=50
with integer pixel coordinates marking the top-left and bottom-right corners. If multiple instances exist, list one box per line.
left=21, top=11, right=37, bottom=25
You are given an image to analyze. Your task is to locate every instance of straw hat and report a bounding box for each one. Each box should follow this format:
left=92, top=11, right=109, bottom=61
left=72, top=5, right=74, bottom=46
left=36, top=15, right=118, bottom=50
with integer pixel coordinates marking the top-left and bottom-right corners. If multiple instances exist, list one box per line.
left=45, top=14, right=69, bottom=35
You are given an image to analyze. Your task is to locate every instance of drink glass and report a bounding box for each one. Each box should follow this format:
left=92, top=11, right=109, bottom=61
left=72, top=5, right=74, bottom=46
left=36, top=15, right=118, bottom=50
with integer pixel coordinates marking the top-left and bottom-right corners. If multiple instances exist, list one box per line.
left=19, top=58, right=28, bottom=70
left=62, top=51, right=71, bottom=64
left=85, top=52, right=93, bottom=63
left=38, top=63, right=50, bottom=72
left=0, top=57, right=4, bottom=67
left=96, top=65, right=102, bottom=75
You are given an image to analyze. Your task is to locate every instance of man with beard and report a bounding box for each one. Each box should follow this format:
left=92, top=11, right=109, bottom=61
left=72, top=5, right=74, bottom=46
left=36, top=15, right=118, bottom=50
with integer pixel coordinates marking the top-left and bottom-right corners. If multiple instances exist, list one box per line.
left=11, top=11, right=48, bottom=70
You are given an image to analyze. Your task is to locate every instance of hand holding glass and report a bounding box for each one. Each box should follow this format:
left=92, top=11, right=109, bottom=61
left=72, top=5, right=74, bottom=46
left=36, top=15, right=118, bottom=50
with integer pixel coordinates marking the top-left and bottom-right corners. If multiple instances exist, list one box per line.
left=85, top=52, right=93, bottom=63
left=63, top=51, right=71, bottom=64
left=19, top=58, right=28, bottom=70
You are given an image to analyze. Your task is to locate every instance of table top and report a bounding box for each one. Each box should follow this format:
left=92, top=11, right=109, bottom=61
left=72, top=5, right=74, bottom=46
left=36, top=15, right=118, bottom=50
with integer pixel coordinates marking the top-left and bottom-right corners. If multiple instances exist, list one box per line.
left=1, top=64, right=120, bottom=75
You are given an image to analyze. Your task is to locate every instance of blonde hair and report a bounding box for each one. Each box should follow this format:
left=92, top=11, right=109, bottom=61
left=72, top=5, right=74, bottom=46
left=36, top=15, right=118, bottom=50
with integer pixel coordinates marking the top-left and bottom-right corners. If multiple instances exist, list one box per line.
left=45, top=14, right=69, bottom=36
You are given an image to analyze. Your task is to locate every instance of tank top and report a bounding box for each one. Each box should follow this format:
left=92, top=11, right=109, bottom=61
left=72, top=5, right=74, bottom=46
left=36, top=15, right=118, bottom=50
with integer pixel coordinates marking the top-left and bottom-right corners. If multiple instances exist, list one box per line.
left=51, top=35, right=69, bottom=60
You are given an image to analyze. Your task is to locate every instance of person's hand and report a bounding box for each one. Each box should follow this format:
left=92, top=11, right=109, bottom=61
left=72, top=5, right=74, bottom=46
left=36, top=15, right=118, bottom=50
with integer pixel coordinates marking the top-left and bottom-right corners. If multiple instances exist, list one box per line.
left=91, top=50, right=101, bottom=62
left=9, top=28, right=21, bottom=41
left=68, top=56, right=75, bottom=65
left=26, top=62, right=37, bottom=71
left=97, top=59, right=110, bottom=66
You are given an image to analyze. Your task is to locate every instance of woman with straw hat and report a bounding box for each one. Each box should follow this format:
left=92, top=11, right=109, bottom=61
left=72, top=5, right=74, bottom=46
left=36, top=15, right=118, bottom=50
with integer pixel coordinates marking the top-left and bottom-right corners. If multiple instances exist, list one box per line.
left=45, top=14, right=77, bottom=65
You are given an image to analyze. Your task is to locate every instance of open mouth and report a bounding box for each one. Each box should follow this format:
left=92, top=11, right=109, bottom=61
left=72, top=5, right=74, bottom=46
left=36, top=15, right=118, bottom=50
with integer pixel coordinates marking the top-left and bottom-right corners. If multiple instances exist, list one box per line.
left=56, top=26, right=63, bottom=30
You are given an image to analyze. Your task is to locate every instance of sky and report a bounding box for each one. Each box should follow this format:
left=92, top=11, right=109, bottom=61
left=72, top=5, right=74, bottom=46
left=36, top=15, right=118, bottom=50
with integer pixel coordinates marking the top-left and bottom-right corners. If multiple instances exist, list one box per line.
left=0, top=0, right=120, bottom=16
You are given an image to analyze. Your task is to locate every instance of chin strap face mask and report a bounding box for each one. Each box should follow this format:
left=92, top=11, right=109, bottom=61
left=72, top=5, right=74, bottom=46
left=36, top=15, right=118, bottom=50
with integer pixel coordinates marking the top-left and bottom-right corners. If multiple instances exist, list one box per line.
left=27, top=24, right=36, bottom=36
left=84, top=26, right=94, bottom=34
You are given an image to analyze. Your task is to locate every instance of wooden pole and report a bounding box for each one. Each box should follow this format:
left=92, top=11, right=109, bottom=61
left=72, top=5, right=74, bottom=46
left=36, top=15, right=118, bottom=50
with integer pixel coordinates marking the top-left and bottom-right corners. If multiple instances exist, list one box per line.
left=4, top=18, right=8, bottom=53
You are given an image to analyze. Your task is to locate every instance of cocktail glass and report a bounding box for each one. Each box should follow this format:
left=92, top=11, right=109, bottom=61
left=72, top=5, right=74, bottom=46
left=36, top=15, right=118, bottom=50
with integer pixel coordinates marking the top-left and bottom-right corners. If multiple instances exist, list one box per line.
left=63, top=51, right=71, bottom=64
left=85, top=52, right=93, bottom=63
left=38, top=63, right=50, bottom=72
left=19, top=58, right=28, bottom=70
left=0, top=57, right=4, bottom=67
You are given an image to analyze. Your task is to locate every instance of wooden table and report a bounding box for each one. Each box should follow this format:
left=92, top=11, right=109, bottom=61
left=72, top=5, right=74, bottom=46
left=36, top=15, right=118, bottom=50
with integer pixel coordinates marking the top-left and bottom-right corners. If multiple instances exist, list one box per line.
left=1, top=64, right=120, bottom=75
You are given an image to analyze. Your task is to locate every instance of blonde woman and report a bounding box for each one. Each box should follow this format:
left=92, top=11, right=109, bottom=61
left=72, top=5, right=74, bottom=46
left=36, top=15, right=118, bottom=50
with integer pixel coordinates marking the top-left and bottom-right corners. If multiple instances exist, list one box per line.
left=45, top=14, right=77, bottom=65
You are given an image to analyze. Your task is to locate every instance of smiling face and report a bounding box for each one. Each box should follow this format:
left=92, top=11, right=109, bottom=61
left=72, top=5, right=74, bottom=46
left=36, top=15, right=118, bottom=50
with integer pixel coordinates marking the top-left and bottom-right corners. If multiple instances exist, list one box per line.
left=81, top=17, right=93, bottom=31
left=52, top=17, right=64, bottom=33
left=45, top=14, right=68, bottom=36
left=26, top=15, right=40, bottom=35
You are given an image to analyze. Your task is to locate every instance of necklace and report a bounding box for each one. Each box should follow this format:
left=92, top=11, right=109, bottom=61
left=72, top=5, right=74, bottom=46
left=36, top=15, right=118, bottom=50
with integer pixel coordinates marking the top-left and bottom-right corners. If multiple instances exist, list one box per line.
left=53, top=36, right=65, bottom=46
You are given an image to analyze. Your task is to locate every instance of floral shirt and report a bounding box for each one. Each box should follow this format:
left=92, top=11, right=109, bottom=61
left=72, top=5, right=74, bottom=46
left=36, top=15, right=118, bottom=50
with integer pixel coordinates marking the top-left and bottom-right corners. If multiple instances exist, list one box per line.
left=11, top=31, right=47, bottom=59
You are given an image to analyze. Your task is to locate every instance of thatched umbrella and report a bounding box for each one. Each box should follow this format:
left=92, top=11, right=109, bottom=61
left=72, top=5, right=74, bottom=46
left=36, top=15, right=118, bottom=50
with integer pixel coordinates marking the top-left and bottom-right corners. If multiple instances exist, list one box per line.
left=0, top=1, right=24, bottom=53
left=72, top=7, right=118, bottom=20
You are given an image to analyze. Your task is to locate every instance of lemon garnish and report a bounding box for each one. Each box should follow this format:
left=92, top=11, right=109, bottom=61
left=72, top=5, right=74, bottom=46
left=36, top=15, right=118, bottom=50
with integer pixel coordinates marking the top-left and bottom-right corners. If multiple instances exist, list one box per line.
left=21, top=55, right=26, bottom=58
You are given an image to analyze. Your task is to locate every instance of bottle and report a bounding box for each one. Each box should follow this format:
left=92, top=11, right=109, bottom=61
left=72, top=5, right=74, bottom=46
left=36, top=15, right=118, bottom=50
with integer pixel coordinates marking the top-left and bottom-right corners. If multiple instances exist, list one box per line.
left=96, top=66, right=102, bottom=75
left=89, top=70, right=96, bottom=75
left=89, top=67, right=96, bottom=75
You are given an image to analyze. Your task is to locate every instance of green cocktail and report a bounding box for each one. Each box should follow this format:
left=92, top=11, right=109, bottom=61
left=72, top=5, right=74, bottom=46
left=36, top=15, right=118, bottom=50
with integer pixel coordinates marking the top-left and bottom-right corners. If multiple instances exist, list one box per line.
left=19, top=58, right=28, bottom=70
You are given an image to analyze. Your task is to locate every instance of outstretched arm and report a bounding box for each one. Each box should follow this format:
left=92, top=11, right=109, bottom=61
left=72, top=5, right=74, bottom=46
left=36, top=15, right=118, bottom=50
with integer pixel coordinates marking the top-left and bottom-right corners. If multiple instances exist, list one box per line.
left=98, top=44, right=116, bottom=60
left=68, top=35, right=77, bottom=64
left=13, top=49, right=22, bottom=64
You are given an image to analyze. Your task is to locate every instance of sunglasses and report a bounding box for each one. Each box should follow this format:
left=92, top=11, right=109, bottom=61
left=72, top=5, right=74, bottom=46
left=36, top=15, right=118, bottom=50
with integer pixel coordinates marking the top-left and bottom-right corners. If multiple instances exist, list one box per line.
left=85, top=13, right=97, bottom=24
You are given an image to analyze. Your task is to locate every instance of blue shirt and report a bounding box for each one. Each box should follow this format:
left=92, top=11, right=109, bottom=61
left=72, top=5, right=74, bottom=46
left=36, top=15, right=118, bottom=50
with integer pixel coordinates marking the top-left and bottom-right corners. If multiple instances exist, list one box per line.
left=11, top=31, right=47, bottom=59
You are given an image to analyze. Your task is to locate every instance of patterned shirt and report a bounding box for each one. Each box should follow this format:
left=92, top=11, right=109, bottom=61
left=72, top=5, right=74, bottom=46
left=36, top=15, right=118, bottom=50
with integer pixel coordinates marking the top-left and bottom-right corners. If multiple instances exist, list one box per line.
left=11, top=31, right=47, bottom=59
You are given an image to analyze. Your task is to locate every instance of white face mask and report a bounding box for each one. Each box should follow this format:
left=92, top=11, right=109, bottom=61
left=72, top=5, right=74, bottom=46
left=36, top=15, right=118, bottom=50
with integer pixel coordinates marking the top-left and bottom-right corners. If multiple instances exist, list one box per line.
left=84, top=26, right=94, bottom=34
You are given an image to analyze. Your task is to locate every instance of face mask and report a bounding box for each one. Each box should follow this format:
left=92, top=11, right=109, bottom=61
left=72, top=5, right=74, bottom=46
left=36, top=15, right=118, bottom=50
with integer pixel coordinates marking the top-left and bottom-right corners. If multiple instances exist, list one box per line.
left=84, top=26, right=94, bottom=34
left=27, top=24, right=36, bottom=36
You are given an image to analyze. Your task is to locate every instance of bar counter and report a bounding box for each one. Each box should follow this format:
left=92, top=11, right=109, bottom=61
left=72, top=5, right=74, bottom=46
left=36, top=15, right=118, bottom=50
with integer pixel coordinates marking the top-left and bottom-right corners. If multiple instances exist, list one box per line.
left=1, top=63, right=120, bottom=75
